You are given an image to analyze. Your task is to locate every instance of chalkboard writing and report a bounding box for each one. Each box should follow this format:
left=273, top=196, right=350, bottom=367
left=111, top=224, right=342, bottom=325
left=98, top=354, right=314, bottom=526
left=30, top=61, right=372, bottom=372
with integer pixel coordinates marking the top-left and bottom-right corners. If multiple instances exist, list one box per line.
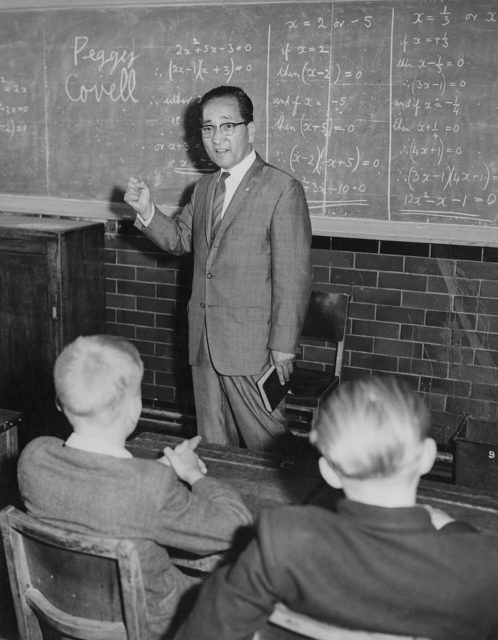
left=1, top=1, right=498, bottom=239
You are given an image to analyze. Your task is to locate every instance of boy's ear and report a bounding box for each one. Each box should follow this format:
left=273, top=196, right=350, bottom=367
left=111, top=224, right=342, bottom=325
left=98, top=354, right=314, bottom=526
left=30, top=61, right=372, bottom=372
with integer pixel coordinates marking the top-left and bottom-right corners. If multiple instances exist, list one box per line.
left=418, top=437, right=438, bottom=476
left=319, top=456, right=344, bottom=489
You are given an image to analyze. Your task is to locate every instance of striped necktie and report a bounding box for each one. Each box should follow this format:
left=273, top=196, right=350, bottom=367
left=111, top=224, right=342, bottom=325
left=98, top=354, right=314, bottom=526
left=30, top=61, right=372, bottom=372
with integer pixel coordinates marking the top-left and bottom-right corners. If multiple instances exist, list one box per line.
left=211, top=171, right=230, bottom=240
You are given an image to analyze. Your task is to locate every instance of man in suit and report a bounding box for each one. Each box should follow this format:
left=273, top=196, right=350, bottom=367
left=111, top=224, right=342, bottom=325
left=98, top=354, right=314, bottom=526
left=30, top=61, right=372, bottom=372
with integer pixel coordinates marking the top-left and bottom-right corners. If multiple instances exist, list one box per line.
left=174, top=375, right=498, bottom=640
left=18, top=335, right=252, bottom=640
left=124, top=85, right=312, bottom=450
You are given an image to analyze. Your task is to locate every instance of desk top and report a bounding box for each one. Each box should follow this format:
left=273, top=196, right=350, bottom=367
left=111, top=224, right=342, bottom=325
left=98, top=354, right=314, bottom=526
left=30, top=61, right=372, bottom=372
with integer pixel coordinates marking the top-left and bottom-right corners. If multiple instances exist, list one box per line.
left=0, top=409, right=23, bottom=435
left=127, top=432, right=498, bottom=537
left=127, top=431, right=324, bottom=517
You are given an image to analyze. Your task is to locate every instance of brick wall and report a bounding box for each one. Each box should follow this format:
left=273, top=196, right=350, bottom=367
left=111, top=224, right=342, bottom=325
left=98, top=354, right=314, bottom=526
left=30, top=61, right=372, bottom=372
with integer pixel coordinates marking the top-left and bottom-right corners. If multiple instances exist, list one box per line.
left=105, top=220, right=194, bottom=409
left=105, top=220, right=498, bottom=443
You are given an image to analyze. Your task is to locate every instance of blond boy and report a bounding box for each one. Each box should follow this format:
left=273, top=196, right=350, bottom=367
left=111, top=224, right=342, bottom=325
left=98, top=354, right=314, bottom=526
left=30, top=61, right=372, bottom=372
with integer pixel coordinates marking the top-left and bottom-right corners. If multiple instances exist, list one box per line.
left=175, top=376, right=498, bottom=640
left=18, top=335, right=251, bottom=639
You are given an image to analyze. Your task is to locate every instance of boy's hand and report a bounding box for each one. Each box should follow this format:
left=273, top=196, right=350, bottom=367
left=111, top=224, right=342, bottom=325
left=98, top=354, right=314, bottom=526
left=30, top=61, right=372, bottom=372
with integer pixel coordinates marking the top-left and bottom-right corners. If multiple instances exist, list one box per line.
left=159, top=436, right=207, bottom=486
left=422, top=504, right=455, bottom=529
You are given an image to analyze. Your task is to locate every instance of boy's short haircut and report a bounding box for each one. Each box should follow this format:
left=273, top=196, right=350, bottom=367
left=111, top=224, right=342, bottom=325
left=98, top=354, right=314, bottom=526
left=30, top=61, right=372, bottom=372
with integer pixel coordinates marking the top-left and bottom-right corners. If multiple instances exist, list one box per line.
left=310, top=376, right=430, bottom=480
left=54, top=335, right=144, bottom=418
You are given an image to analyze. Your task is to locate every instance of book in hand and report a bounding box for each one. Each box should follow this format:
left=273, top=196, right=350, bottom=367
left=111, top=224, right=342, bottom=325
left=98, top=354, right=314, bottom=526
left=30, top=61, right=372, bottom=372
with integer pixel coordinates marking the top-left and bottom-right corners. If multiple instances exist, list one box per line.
left=257, top=364, right=292, bottom=413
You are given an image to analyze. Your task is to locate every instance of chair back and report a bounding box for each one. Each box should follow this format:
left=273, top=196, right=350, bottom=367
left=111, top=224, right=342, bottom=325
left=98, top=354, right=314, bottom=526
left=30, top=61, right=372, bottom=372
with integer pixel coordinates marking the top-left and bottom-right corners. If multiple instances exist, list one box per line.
left=285, top=291, right=350, bottom=438
left=254, top=603, right=432, bottom=640
left=301, top=291, right=349, bottom=379
left=0, top=505, right=148, bottom=640
left=302, top=291, right=349, bottom=343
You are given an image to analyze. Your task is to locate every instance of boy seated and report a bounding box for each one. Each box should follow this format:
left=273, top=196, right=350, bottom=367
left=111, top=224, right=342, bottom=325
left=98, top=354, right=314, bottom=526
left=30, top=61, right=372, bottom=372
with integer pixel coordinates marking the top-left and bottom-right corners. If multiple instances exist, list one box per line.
left=17, top=335, right=252, bottom=639
left=175, top=375, right=498, bottom=640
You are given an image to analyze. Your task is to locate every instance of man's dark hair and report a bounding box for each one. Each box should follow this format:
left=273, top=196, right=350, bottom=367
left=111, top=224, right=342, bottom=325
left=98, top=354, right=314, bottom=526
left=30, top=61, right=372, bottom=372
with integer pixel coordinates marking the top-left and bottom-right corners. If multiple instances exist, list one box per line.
left=199, top=86, right=254, bottom=123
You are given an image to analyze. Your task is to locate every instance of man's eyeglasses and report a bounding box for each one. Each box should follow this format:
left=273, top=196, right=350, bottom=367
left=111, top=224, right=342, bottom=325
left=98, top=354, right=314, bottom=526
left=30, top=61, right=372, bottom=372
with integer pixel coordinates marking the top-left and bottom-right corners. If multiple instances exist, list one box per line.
left=200, top=122, right=247, bottom=138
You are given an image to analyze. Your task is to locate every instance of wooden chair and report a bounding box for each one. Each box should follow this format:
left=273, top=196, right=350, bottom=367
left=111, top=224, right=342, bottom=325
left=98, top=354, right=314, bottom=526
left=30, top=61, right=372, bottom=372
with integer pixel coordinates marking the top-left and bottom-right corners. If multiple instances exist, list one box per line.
left=255, top=603, right=432, bottom=640
left=286, top=291, right=350, bottom=436
left=0, top=505, right=149, bottom=640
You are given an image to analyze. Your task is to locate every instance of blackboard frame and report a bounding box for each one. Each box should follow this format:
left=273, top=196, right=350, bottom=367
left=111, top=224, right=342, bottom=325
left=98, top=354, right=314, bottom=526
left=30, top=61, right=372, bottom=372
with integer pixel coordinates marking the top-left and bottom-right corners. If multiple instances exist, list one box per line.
left=2, top=0, right=344, bottom=8
left=1, top=0, right=498, bottom=246
left=1, top=193, right=495, bottom=247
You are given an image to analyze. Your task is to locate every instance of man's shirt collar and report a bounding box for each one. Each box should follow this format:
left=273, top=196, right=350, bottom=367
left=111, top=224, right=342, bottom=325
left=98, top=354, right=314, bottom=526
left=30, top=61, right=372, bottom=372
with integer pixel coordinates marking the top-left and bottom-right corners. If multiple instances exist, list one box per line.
left=223, top=149, right=256, bottom=183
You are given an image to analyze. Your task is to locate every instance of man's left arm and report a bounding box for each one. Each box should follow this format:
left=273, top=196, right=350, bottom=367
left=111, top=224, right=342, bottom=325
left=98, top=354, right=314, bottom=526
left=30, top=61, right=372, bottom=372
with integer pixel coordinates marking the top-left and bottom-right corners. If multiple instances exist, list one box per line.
left=269, top=178, right=312, bottom=384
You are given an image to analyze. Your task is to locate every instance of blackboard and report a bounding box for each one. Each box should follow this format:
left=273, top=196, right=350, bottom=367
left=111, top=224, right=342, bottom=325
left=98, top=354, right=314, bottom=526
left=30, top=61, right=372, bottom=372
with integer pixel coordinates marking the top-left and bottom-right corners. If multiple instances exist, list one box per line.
left=2, top=0, right=498, bottom=244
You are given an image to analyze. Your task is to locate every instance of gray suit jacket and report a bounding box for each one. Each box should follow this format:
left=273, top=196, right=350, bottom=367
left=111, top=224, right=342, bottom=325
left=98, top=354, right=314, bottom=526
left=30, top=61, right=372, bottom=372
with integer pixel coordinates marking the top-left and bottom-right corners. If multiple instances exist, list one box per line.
left=18, top=437, right=252, bottom=639
left=136, top=154, right=312, bottom=375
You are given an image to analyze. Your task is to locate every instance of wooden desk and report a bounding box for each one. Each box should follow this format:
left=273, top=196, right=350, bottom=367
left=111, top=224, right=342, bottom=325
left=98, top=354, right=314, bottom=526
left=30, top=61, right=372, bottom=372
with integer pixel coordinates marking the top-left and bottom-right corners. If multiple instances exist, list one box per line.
left=127, top=432, right=498, bottom=538
left=417, top=480, right=498, bottom=537
left=311, top=479, right=498, bottom=537
left=126, top=432, right=324, bottom=517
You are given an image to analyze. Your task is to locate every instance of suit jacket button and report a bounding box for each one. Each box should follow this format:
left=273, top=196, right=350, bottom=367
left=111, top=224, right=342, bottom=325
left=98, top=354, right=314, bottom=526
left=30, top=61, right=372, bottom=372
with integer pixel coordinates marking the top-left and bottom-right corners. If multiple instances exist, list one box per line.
left=200, top=302, right=205, bottom=308
left=207, top=272, right=213, bottom=279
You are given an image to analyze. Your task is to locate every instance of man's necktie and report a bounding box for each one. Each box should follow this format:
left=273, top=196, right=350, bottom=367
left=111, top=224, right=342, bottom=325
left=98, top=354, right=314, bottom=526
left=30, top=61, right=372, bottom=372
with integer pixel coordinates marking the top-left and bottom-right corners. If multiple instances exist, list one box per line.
left=211, top=171, right=230, bottom=241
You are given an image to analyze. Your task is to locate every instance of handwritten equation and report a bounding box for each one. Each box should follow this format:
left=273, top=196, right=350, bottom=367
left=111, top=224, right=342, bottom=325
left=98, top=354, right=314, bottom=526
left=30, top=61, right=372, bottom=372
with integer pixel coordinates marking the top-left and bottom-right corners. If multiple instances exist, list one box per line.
left=0, top=76, right=30, bottom=139
left=392, top=5, right=498, bottom=222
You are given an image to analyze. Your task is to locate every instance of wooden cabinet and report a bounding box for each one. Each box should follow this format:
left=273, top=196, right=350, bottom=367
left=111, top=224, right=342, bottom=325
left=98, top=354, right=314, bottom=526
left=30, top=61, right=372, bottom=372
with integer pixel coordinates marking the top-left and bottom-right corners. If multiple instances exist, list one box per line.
left=0, top=215, right=105, bottom=441
left=0, top=409, right=22, bottom=637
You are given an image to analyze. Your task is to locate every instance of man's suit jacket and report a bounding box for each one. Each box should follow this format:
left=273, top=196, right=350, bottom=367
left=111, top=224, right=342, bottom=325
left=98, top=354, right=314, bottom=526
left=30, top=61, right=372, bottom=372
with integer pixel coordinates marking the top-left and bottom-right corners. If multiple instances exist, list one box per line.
left=136, top=154, right=312, bottom=375
left=18, top=437, right=252, bottom=639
